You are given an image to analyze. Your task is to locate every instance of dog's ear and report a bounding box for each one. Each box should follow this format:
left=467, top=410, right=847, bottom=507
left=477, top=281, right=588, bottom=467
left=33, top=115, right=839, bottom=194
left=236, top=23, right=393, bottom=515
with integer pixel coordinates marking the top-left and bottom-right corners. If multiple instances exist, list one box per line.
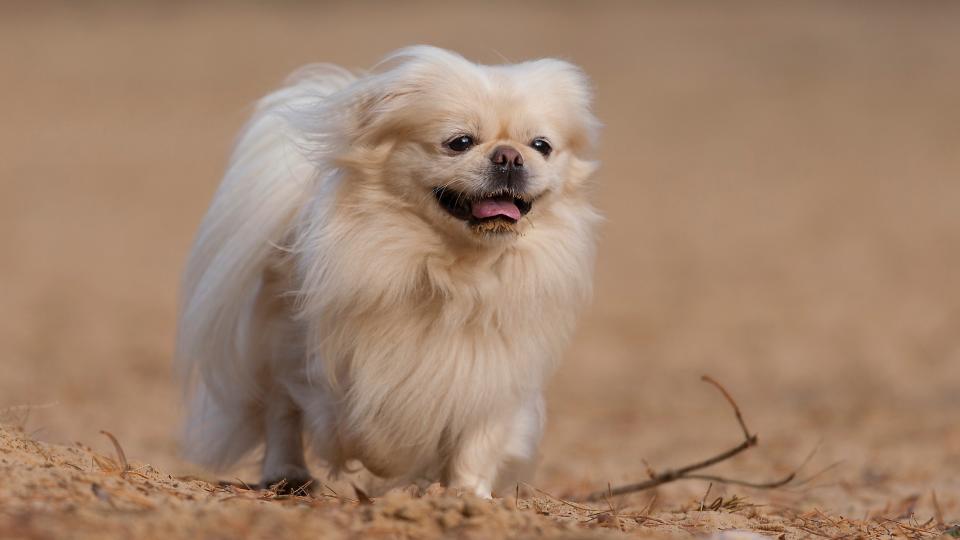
left=348, top=86, right=417, bottom=144
left=522, top=59, right=601, bottom=154
left=344, top=46, right=476, bottom=146
left=328, top=85, right=418, bottom=173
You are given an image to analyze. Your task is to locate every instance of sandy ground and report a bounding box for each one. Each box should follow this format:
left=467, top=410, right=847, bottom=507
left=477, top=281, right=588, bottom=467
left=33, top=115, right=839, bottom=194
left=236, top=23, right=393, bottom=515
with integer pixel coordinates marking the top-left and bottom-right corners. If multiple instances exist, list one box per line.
left=2, top=2, right=959, bottom=538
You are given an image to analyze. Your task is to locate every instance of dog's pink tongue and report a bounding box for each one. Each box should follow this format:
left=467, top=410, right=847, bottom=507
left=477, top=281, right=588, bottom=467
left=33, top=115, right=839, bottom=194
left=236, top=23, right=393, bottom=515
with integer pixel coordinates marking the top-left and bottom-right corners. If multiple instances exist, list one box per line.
left=471, top=197, right=521, bottom=221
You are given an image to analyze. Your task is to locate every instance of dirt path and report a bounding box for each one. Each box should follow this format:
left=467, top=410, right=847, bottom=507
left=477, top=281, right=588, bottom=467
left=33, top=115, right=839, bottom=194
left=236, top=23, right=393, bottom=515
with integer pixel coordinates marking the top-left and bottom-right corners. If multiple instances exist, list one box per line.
left=9, top=424, right=950, bottom=539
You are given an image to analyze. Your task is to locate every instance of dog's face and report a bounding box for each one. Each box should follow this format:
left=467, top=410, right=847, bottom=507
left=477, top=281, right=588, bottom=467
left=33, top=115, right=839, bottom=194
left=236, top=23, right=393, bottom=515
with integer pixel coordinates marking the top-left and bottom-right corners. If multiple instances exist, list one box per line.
left=339, top=47, right=598, bottom=242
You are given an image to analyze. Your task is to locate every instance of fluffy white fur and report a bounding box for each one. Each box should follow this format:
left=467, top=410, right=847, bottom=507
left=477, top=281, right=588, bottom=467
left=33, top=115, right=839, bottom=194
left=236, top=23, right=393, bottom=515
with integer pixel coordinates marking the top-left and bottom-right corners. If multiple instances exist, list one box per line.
left=177, top=46, right=600, bottom=497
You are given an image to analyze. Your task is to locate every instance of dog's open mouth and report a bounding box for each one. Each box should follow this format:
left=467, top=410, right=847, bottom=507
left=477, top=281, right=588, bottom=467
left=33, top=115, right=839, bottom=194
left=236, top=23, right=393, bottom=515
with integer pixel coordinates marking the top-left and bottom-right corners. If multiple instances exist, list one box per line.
left=432, top=188, right=533, bottom=228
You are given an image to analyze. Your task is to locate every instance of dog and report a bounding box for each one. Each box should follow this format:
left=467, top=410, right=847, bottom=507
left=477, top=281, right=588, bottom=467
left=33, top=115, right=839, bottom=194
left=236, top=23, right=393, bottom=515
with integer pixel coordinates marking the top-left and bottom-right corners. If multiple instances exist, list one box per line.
left=177, top=46, right=600, bottom=497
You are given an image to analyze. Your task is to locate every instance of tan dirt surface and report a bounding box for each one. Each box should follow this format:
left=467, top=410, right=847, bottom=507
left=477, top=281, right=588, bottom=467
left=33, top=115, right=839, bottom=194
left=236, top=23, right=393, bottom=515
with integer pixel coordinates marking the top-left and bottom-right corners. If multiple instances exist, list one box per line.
left=2, top=2, right=959, bottom=538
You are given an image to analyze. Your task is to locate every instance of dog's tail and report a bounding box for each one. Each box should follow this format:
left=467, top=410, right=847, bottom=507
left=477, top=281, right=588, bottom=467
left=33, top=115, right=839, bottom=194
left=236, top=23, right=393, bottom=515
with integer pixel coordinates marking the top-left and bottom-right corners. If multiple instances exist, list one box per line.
left=176, top=65, right=356, bottom=471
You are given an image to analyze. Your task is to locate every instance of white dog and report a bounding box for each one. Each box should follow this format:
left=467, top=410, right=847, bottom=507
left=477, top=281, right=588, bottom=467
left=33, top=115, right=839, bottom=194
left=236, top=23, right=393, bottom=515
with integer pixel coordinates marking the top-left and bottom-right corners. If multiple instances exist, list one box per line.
left=177, top=46, right=600, bottom=497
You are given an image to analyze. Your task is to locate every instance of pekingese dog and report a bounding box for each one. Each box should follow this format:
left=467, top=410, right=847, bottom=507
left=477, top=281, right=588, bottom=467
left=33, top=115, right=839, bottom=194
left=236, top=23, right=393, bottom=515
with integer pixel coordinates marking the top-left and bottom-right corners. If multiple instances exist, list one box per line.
left=177, top=46, right=600, bottom=498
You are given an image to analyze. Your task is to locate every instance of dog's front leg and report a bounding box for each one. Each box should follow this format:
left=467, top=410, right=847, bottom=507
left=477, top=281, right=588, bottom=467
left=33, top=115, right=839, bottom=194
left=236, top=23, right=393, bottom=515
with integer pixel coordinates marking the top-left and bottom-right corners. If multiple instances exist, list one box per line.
left=445, top=415, right=512, bottom=498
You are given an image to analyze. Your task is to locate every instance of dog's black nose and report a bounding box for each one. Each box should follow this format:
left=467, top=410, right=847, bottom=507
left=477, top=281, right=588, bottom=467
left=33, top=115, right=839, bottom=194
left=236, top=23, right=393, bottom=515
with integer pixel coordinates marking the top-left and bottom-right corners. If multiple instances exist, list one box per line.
left=490, top=145, right=524, bottom=169
left=488, top=145, right=527, bottom=191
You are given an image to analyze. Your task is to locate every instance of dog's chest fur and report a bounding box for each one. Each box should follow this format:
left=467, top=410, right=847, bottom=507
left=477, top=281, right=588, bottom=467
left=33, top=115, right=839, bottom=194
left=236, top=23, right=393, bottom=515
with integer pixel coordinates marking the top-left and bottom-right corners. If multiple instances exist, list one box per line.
left=287, top=206, right=591, bottom=478
left=274, top=179, right=593, bottom=476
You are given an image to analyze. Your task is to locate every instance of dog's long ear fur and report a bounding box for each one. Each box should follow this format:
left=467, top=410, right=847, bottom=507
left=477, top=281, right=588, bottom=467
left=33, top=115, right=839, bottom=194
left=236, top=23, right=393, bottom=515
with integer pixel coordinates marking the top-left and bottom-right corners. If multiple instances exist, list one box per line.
left=346, top=46, right=479, bottom=145
left=520, top=58, right=601, bottom=154
left=277, top=46, right=476, bottom=168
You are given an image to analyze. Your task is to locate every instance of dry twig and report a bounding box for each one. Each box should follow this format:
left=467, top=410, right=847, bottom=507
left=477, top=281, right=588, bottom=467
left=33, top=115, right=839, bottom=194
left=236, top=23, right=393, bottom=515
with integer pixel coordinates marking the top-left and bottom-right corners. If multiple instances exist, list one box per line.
left=352, top=483, right=373, bottom=505
left=582, top=375, right=806, bottom=501
left=98, top=430, right=130, bottom=478
left=522, top=482, right=668, bottom=525
left=931, top=490, right=945, bottom=529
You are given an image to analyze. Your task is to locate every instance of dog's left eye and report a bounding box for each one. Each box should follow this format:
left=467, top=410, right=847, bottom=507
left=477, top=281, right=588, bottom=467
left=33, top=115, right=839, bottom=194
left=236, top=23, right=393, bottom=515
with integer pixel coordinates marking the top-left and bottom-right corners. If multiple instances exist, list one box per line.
left=530, top=138, right=552, bottom=157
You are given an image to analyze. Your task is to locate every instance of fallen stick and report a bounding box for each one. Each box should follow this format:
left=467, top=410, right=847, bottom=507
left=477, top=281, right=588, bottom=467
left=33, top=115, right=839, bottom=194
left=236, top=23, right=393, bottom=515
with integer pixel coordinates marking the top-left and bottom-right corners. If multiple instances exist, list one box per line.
left=582, top=375, right=801, bottom=502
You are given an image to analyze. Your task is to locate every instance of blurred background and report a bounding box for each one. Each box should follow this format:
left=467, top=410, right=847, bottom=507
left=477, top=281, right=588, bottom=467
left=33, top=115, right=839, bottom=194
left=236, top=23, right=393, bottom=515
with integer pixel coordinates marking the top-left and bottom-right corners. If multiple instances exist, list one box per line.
left=2, top=1, right=958, bottom=514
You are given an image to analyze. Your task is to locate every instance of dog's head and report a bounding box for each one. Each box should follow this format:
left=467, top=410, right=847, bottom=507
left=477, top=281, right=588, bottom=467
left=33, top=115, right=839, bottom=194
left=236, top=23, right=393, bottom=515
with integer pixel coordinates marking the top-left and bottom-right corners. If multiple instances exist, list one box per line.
left=326, top=46, right=599, bottom=242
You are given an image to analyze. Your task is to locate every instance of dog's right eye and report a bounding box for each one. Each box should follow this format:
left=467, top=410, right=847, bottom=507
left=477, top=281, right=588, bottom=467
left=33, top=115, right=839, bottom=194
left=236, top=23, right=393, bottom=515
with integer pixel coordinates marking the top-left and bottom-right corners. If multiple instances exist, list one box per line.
left=445, top=135, right=475, bottom=152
